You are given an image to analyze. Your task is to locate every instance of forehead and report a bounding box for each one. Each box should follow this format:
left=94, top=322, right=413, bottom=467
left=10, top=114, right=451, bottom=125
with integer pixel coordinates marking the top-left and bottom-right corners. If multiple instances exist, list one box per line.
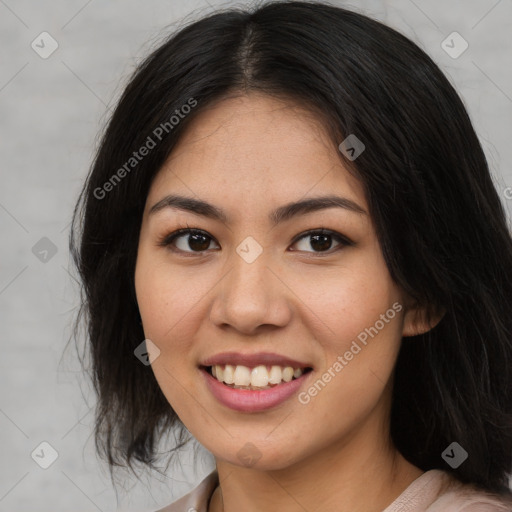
left=146, top=93, right=367, bottom=219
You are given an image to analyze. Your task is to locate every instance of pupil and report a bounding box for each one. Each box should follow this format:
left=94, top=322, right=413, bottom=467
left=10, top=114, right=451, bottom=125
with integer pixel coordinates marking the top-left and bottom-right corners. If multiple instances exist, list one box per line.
left=311, top=234, right=331, bottom=252
left=189, top=233, right=210, bottom=251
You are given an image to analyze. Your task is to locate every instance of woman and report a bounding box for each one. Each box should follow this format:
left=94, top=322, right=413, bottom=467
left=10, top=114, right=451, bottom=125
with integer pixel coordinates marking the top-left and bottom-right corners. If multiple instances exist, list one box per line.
left=70, top=1, right=512, bottom=510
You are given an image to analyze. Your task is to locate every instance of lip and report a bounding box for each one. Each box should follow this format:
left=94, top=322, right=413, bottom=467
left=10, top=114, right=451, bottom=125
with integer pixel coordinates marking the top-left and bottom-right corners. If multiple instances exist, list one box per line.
left=201, top=351, right=311, bottom=369
left=200, top=366, right=313, bottom=412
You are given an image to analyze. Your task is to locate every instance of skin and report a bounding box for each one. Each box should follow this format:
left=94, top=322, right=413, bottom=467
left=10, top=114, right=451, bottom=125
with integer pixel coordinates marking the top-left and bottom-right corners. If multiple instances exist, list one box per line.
left=135, top=92, right=443, bottom=512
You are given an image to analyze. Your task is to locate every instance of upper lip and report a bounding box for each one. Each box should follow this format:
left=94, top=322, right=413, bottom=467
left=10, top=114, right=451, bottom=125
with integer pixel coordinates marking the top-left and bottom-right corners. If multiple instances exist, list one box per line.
left=201, top=352, right=312, bottom=369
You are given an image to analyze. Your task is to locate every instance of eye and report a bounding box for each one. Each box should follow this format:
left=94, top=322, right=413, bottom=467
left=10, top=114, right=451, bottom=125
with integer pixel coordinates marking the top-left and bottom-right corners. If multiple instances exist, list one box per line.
left=159, top=226, right=353, bottom=256
left=290, top=228, right=352, bottom=254
left=158, top=227, right=219, bottom=254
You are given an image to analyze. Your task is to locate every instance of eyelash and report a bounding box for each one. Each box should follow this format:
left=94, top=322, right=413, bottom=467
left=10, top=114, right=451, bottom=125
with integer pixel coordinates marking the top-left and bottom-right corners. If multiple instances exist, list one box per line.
left=157, top=224, right=354, bottom=257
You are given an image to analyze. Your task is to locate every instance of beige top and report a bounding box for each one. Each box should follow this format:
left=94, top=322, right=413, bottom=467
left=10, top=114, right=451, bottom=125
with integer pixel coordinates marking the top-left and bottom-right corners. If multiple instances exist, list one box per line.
left=155, top=469, right=512, bottom=512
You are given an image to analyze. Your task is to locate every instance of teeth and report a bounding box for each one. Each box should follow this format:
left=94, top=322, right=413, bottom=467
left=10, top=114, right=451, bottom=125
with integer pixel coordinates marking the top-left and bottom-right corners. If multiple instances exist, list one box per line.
left=211, top=364, right=306, bottom=388
left=234, top=365, right=251, bottom=386
left=269, top=365, right=282, bottom=384
left=224, top=365, right=234, bottom=384
left=282, top=367, right=294, bottom=382
left=251, top=366, right=269, bottom=387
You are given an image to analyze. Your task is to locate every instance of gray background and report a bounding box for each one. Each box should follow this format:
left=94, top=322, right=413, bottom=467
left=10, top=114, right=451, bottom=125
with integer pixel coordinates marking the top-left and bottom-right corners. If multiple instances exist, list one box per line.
left=1, top=0, right=511, bottom=511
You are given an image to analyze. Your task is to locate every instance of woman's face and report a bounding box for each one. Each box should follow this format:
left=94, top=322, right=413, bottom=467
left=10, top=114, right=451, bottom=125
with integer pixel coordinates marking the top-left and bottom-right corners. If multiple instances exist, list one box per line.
left=135, top=93, right=420, bottom=470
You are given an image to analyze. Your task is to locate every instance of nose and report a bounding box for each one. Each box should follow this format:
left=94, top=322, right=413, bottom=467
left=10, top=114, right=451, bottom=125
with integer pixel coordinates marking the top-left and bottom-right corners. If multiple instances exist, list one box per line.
left=209, top=250, right=292, bottom=336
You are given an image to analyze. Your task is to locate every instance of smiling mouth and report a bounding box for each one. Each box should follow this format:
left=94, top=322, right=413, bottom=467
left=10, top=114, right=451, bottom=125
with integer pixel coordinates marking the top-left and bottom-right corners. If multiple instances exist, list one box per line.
left=202, top=364, right=313, bottom=390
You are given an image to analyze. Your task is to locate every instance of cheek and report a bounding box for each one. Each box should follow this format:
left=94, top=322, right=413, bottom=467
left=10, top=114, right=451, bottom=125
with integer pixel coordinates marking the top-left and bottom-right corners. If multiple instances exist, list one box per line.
left=135, top=260, right=173, bottom=340
left=135, top=251, right=205, bottom=417
left=135, top=250, right=202, bottom=346
left=291, top=248, right=404, bottom=420
left=292, top=251, right=400, bottom=353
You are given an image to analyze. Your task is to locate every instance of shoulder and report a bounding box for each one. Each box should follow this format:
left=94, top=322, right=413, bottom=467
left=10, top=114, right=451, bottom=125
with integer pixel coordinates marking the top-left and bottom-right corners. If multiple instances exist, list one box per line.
left=153, top=468, right=512, bottom=512
left=384, top=470, right=512, bottom=512
left=425, top=470, right=512, bottom=512
left=154, top=470, right=219, bottom=512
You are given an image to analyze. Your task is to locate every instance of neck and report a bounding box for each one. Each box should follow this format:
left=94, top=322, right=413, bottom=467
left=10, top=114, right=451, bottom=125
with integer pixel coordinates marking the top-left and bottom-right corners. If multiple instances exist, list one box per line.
left=209, top=410, right=423, bottom=512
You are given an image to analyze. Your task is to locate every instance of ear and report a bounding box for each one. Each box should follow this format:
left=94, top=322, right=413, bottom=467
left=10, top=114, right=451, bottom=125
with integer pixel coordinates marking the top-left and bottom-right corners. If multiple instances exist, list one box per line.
left=402, top=300, right=446, bottom=338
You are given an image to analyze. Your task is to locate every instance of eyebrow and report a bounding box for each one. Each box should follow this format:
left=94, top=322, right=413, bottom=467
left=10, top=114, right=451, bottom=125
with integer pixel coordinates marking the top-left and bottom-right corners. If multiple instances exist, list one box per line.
left=149, top=193, right=367, bottom=225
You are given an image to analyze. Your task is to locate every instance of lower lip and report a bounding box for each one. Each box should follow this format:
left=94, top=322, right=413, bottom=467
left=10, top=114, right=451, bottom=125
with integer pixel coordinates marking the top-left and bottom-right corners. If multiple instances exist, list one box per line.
left=201, top=367, right=312, bottom=412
